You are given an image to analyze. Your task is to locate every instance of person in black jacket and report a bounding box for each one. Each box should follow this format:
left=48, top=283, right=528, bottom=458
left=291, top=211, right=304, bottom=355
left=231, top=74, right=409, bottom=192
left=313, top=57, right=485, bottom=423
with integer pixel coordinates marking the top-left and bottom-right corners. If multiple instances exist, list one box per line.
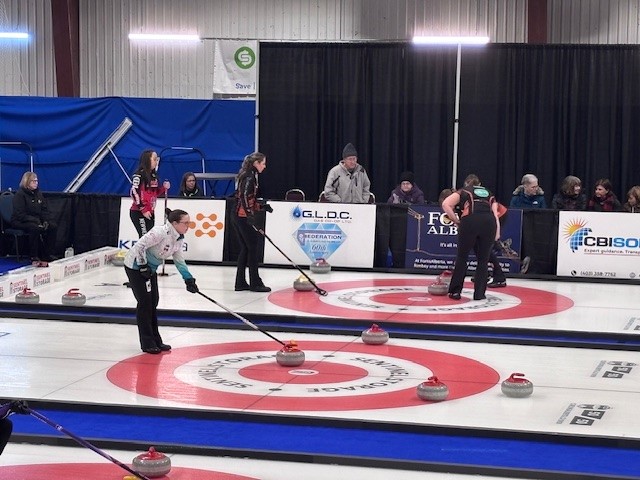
left=179, top=172, right=204, bottom=197
left=232, top=152, right=272, bottom=292
left=11, top=171, right=58, bottom=265
left=441, top=177, right=501, bottom=301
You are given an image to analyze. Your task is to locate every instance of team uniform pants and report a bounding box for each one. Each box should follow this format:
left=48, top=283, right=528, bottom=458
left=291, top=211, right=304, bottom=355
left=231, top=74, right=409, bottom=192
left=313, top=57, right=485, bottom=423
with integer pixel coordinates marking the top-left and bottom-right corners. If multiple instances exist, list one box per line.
left=125, top=267, right=163, bottom=350
left=130, top=210, right=154, bottom=238
left=473, top=244, right=506, bottom=282
left=232, top=215, right=264, bottom=288
left=449, top=213, right=497, bottom=299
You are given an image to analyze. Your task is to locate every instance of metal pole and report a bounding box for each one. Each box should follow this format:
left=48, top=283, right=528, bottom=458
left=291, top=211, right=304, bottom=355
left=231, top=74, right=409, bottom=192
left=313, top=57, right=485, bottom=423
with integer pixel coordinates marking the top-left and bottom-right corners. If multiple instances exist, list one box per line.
left=451, top=43, right=462, bottom=189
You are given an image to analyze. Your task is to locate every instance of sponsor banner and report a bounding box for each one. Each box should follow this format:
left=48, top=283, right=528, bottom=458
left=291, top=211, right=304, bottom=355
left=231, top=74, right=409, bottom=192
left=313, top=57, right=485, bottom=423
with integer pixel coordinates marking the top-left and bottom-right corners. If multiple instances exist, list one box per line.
left=117, top=198, right=226, bottom=262
left=557, top=212, right=640, bottom=280
left=213, top=40, right=258, bottom=94
left=404, top=205, right=523, bottom=273
left=0, top=273, right=30, bottom=299
left=263, top=201, right=376, bottom=268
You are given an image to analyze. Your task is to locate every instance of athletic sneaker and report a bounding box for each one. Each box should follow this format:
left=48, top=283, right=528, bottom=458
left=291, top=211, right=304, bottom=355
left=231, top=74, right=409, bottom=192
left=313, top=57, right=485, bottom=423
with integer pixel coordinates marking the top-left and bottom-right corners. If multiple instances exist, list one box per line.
left=487, top=279, right=507, bottom=288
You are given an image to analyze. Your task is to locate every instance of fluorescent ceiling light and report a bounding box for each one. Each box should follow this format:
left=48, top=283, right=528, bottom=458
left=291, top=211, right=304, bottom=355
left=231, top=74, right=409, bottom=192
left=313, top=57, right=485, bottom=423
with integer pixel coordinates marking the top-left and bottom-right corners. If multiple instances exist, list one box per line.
left=412, top=36, right=490, bottom=45
left=0, top=32, right=29, bottom=39
left=128, top=33, right=200, bottom=42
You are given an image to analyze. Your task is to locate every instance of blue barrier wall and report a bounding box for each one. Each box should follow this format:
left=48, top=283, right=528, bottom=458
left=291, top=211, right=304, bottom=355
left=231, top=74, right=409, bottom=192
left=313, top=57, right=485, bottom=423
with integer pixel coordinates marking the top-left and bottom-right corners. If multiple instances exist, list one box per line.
left=0, top=96, right=255, bottom=195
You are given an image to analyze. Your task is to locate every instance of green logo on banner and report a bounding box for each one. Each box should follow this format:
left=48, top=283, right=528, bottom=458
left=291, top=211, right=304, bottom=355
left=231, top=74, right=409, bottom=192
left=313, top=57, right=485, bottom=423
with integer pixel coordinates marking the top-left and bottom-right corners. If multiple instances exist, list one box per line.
left=234, top=47, right=256, bottom=69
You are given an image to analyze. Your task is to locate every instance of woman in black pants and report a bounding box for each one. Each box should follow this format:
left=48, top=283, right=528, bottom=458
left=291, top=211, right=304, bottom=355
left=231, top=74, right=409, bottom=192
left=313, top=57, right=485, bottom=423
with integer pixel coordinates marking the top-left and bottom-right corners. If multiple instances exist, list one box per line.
left=442, top=176, right=500, bottom=301
left=233, top=152, right=272, bottom=292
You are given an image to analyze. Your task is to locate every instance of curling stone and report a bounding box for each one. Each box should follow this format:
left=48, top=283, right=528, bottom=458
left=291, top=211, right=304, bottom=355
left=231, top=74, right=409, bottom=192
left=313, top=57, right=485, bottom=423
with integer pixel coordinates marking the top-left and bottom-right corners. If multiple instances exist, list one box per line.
left=438, top=270, right=453, bottom=286
left=111, top=250, right=126, bottom=266
left=16, top=288, right=40, bottom=304
left=61, top=288, right=86, bottom=306
left=361, top=323, right=389, bottom=345
left=293, top=274, right=315, bottom=291
left=501, top=372, right=534, bottom=398
left=309, top=258, right=331, bottom=274
left=132, top=446, right=171, bottom=478
left=427, top=280, right=448, bottom=296
left=276, top=341, right=305, bottom=367
left=416, top=376, right=449, bottom=402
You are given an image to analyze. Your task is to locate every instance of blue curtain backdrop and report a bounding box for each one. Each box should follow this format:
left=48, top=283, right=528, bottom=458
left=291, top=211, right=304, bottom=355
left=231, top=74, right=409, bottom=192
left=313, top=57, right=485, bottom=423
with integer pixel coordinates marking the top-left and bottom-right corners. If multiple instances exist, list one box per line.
left=0, top=96, right=255, bottom=194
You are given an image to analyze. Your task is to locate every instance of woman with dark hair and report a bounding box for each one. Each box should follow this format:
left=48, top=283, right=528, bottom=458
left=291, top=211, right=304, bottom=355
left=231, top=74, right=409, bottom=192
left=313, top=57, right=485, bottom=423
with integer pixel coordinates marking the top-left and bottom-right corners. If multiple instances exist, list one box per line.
left=179, top=172, right=203, bottom=197
left=623, top=186, right=640, bottom=213
left=124, top=208, right=199, bottom=354
left=233, top=152, right=272, bottom=292
left=11, top=171, right=59, bottom=265
left=129, top=149, right=170, bottom=237
left=586, top=178, right=622, bottom=212
left=551, top=175, right=587, bottom=211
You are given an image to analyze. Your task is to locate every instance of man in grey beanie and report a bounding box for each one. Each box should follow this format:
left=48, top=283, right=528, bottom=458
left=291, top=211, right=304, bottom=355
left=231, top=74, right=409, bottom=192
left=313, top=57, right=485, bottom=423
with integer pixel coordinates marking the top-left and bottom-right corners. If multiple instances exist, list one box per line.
left=323, top=143, right=372, bottom=203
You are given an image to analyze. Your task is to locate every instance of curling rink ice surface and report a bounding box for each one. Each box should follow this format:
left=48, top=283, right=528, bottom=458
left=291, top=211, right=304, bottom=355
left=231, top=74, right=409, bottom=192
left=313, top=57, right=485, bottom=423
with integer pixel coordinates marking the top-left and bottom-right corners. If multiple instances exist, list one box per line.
left=1, top=259, right=639, bottom=479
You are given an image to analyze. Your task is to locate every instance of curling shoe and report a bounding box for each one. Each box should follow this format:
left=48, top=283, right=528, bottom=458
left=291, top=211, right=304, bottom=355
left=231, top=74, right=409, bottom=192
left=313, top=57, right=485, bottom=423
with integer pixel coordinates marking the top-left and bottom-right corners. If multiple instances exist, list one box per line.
left=250, top=285, right=271, bottom=292
left=158, top=343, right=172, bottom=351
left=487, top=279, right=507, bottom=288
left=143, top=347, right=161, bottom=354
left=448, top=292, right=461, bottom=300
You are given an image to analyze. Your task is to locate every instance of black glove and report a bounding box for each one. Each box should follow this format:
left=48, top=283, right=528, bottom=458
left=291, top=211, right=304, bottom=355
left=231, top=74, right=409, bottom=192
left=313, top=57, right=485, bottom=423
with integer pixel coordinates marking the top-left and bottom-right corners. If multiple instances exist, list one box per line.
left=139, top=265, right=152, bottom=280
left=185, top=278, right=199, bottom=293
left=263, top=204, right=273, bottom=213
left=10, top=400, right=29, bottom=415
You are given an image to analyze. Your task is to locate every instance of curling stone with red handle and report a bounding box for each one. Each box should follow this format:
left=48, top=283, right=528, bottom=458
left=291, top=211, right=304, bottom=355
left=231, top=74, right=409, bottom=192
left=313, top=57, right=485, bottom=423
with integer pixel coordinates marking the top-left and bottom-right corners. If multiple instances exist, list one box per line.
left=416, top=376, right=449, bottom=402
left=61, top=288, right=87, bottom=306
left=501, top=372, right=534, bottom=398
left=309, top=258, right=331, bottom=274
left=361, top=323, right=389, bottom=345
left=131, top=446, right=171, bottom=478
left=16, top=288, right=40, bottom=304
left=438, top=270, right=453, bottom=286
left=276, top=341, right=305, bottom=366
left=427, top=280, right=448, bottom=296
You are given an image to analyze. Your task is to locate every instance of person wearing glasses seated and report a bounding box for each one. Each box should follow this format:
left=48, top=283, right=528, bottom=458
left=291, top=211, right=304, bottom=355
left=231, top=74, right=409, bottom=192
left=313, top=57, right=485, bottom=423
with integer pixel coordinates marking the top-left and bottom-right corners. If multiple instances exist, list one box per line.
left=11, top=171, right=59, bottom=266
left=124, top=208, right=199, bottom=354
left=179, top=172, right=203, bottom=198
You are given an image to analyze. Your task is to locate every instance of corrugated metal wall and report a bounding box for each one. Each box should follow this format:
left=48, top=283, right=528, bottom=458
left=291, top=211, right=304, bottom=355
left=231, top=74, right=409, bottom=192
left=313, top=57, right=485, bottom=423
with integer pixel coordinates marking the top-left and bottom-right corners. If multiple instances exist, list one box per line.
left=549, top=0, right=640, bottom=44
left=0, top=0, right=55, bottom=96
left=0, top=0, right=639, bottom=98
left=81, top=0, right=528, bottom=99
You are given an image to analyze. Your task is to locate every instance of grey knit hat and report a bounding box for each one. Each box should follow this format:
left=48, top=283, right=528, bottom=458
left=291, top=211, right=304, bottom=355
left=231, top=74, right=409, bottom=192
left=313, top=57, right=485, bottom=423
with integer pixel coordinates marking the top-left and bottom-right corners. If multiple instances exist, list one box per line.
left=342, top=143, right=358, bottom=159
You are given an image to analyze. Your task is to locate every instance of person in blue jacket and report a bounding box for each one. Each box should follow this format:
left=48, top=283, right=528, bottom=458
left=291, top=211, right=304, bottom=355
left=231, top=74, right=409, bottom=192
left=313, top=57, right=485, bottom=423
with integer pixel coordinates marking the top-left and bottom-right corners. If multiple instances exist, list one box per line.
left=509, top=174, right=547, bottom=208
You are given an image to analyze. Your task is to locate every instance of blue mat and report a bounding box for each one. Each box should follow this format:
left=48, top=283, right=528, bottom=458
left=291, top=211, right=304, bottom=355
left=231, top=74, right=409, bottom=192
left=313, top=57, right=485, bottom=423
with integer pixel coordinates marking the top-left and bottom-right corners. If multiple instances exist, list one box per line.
left=10, top=407, right=640, bottom=479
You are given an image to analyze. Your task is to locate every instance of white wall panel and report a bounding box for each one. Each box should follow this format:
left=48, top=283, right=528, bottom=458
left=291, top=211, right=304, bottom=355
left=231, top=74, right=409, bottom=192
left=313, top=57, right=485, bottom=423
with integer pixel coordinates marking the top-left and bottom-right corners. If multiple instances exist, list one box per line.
left=549, top=0, right=640, bottom=44
left=0, top=0, right=55, bottom=96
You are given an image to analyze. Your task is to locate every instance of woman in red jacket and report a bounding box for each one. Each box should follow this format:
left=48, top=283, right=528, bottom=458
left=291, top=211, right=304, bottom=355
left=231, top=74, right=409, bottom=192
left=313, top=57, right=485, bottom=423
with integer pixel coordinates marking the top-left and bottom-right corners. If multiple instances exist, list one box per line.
left=130, top=149, right=170, bottom=237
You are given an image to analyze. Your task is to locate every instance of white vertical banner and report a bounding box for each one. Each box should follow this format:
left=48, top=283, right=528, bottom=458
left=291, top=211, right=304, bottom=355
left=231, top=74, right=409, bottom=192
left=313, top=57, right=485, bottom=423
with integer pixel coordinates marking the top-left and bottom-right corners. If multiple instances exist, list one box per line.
left=117, top=198, right=227, bottom=262
left=213, top=40, right=258, bottom=94
left=263, top=201, right=377, bottom=268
